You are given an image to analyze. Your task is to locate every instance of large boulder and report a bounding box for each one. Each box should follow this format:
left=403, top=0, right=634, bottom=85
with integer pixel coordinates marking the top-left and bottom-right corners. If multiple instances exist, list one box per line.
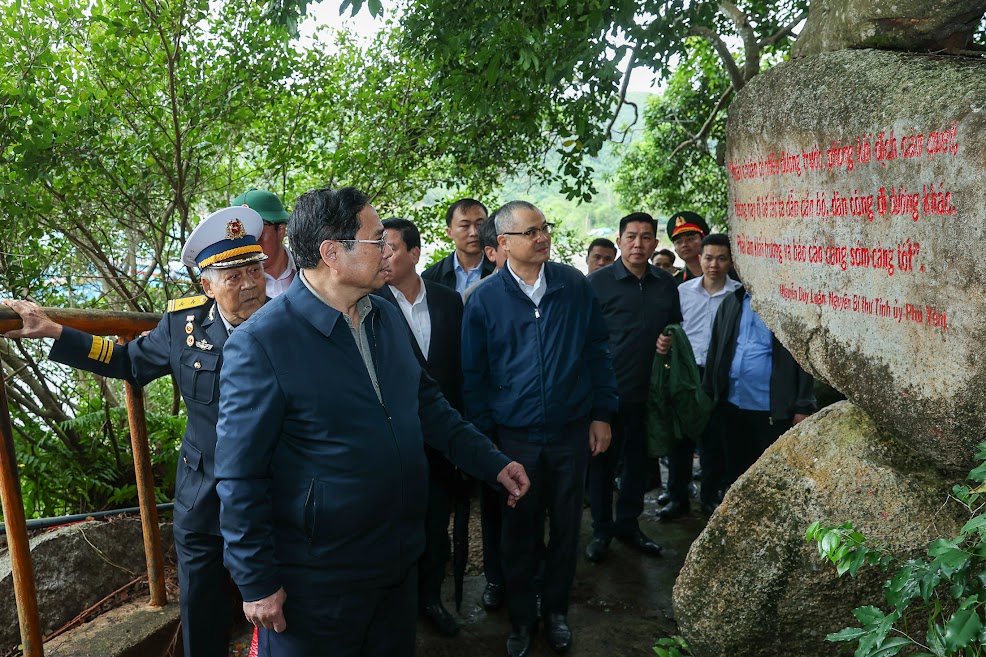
left=794, top=1, right=986, bottom=56
left=0, top=518, right=175, bottom=650
left=724, top=49, right=986, bottom=475
left=673, top=401, right=967, bottom=657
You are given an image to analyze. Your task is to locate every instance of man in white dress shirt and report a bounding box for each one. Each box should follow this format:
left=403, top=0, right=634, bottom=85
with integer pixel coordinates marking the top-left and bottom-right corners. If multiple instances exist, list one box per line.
left=658, top=233, right=741, bottom=516
left=376, top=217, right=468, bottom=637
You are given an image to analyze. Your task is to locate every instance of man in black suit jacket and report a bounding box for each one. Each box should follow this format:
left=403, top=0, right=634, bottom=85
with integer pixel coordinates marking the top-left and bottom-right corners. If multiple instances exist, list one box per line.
left=421, top=198, right=496, bottom=297
left=377, top=217, right=467, bottom=636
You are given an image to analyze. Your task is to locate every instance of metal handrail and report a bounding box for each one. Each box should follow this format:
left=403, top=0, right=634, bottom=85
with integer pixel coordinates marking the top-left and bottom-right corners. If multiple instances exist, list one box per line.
left=0, top=307, right=162, bottom=657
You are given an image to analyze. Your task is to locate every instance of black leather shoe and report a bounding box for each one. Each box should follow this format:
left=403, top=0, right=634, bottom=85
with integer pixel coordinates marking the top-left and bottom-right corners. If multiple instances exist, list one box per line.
left=482, top=583, right=504, bottom=611
left=421, top=601, right=460, bottom=636
left=584, top=535, right=611, bottom=562
left=656, top=491, right=672, bottom=505
left=545, top=613, right=572, bottom=653
left=616, top=528, right=663, bottom=556
left=657, top=500, right=689, bottom=521
left=506, top=624, right=536, bottom=657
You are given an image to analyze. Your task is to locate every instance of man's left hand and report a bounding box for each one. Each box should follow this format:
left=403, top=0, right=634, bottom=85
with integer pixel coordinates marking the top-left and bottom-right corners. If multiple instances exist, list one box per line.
left=589, top=421, right=612, bottom=456
left=497, top=462, right=530, bottom=508
left=793, top=413, right=809, bottom=425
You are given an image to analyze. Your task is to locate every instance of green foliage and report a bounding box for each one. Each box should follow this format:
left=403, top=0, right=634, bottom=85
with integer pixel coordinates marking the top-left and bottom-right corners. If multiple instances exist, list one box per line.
left=1, top=0, right=564, bottom=519
left=391, top=0, right=807, bottom=201
left=613, top=39, right=730, bottom=228
left=10, top=376, right=183, bottom=518
left=654, top=635, right=694, bottom=657
left=807, top=441, right=986, bottom=657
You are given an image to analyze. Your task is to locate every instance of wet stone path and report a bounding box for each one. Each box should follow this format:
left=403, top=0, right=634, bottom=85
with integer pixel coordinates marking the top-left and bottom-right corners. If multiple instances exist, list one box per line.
left=416, top=489, right=708, bottom=657
left=229, top=487, right=709, bottom=657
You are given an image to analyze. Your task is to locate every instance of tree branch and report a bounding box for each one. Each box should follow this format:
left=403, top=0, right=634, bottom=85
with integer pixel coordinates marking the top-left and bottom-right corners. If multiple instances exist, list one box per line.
left=718, top=1, right=760, bottom=81
left=690, top=25, right=746, bottom=90
left=759, top=9, right=809, bottom=49
left=604, top=44, right=639, bottom=141
left=669, top=83, right=734, bottom=159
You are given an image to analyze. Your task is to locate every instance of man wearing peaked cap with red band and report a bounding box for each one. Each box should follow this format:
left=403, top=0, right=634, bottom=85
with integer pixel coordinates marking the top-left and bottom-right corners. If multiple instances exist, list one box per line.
left=666, top=211, right=711, bottom=285
left=2, top=206, right=270, bottom=657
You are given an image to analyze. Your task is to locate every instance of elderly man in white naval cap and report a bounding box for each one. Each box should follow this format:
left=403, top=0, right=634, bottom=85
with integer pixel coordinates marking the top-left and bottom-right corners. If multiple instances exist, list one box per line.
left=1, top=206, right=269, bottom=657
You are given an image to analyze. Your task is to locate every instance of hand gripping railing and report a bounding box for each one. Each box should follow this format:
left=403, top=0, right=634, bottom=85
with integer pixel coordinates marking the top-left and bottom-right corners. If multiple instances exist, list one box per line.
left=0, top=307, right=162, bottom=657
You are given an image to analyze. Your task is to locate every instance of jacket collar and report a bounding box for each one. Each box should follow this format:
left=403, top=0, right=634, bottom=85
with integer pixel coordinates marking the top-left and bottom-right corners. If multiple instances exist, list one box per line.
left=612, top=257, right=659, bottom=281
left=500, top=260, right=564, bottom=296
left=285, top=271, right=356, bottom=338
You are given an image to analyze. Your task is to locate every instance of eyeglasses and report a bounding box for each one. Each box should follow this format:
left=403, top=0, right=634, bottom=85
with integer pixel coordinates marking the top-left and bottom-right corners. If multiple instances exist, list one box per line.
left=335, top=238, right=388, bottom=253
left=501, top=223, right=554, bottom=239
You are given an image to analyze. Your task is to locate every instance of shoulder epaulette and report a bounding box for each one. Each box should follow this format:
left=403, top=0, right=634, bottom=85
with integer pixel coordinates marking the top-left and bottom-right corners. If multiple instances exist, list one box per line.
left=167, top=295, right=209, bottom=313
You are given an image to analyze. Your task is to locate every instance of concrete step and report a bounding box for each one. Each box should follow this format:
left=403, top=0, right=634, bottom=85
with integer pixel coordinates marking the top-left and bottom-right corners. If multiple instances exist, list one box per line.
left=43, top=600, right=180, bottom=657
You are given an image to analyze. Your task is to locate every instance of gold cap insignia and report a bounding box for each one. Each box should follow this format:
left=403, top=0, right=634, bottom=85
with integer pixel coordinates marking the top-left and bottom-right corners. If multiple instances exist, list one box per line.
left=225, top=218, right=247, bottom=240
left=675, top=216, right=687, bottom=227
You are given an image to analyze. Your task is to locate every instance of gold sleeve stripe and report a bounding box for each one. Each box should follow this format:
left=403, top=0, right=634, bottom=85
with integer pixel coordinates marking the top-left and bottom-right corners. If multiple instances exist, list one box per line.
left=87, top=336, right=114, bottom=364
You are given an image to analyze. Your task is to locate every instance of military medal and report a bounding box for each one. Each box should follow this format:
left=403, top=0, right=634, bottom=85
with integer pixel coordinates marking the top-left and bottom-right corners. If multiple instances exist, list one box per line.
left=185, top=322, right=194, bottom=334
left=186, top=335, right=195, bottom=346
left=186, top=315, right=195, bottom=322
left=194, top=339, right=214, bottom=351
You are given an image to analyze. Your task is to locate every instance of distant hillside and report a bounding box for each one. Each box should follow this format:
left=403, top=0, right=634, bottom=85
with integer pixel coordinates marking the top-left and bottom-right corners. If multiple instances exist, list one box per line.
left=497, top=91, right=653, bottom=234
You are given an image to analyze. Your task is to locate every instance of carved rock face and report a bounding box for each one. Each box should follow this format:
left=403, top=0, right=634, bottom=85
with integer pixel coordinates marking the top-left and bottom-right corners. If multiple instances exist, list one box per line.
left=673, top=402, right=966, bottom=657
left=725, top=49, right=986, bottom=475
left=793, top=1, right=986, bottom=56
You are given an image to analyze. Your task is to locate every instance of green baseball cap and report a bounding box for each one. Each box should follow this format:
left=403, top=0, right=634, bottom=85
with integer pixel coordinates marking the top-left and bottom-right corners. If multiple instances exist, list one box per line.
left=231, top=189, right=290, bottom=224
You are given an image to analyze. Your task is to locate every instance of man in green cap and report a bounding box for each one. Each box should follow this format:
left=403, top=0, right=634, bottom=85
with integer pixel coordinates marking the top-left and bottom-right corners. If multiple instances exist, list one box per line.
left=232, top=189, right=296, bottom=297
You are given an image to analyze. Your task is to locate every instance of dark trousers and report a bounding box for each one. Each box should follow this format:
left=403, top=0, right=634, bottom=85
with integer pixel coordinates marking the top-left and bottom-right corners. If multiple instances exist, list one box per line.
left=173, top=524, right=231, bottom=657
left=480, top=481, right=504, bottom=586
left=499, top=420, right=590, bottom=627
left=258, top=566, right=417, bottom=657
left=698, top=411, right=726, bottom=508
left=587, top=403, right=647, bottom=537
left=665, top=438, right=695, bottom=506
left=482, top=478, right=547, bottom=589
left=418, top=476, right=452, bottom=603
left=719, top=402, right=790, bottom=487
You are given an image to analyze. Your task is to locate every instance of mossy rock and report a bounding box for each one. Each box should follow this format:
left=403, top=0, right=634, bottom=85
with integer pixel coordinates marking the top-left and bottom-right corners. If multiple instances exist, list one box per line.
left=673, top=401, right=966, bottom=657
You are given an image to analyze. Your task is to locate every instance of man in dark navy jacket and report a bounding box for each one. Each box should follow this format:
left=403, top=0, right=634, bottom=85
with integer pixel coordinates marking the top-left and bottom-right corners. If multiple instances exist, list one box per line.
left=462, top=200, right=619, bottom=657
left=2, top=206, right=271, bottom=657
left=375, top=216, right=466, bottom=636
left=214, top=186, right=529, bottom=657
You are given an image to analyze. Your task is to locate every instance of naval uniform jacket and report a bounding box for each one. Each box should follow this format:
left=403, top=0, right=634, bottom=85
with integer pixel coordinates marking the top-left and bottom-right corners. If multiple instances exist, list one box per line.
left=214, top=276, right=511, bottom=602
left=49, top=295, right=229, bottom=535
